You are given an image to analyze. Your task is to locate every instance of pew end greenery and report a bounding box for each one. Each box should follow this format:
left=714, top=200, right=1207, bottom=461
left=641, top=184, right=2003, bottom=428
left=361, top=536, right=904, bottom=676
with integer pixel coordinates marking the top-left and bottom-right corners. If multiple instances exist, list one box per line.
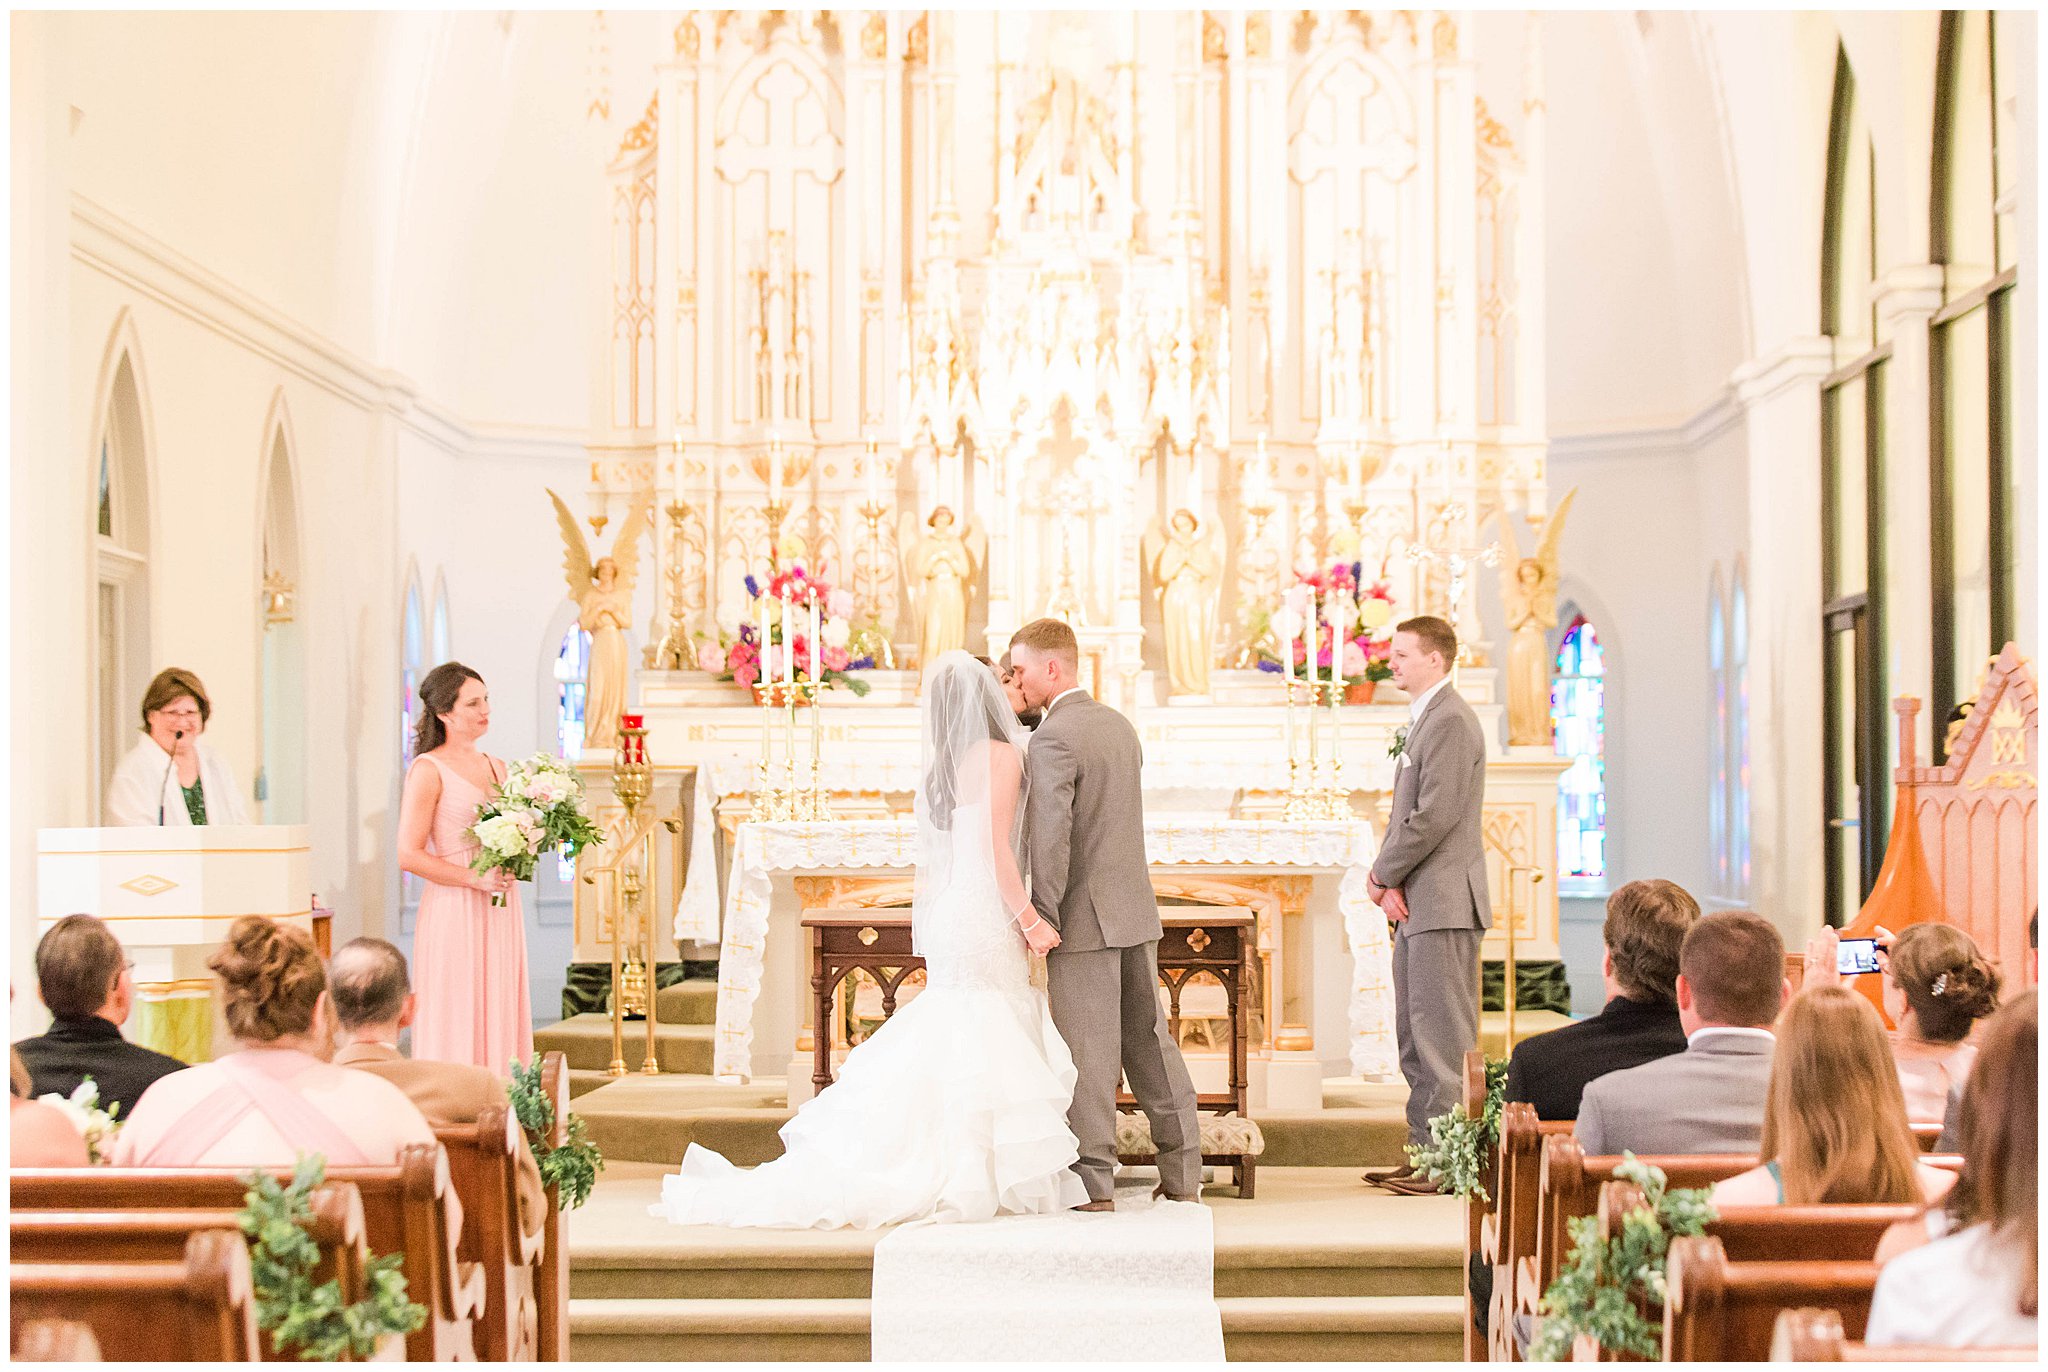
left=1404, top=1057, right=1509, bottom=1200
left=508, top=1054, right=604, bottom=1211
left=1526, top=1154, right=1718, bottom=1361
left=238, top=1153, right=425, bottom=1360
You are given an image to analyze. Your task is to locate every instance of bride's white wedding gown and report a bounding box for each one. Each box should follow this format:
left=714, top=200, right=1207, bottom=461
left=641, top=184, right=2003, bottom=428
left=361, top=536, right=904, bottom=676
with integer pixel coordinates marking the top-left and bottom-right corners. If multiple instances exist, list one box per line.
left=650, top=801, right=1090, bottom=1229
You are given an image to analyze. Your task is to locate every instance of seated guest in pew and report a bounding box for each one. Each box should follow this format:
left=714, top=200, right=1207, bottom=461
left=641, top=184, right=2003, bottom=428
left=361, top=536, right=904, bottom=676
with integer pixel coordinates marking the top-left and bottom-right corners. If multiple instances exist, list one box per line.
left=1867, top=991, right=2036, bottom=1349
left=1935, top=912, right=2036, bottom=1151
left=1711, top=986, right=1955, bottom=1208
left=10, top=1047, right=90, bottom=1166
left=112, top=917, right=448, bottom=1199
left=328, top=937, right=545, bottom=1239
left=14, top=913, right=187, bottom=1115
left=1805, top=921, right=2001, bottom=1124
left=1575, top=910, right=1787, bottom=1156
left=1503, top=879, right=1698, bottom=1120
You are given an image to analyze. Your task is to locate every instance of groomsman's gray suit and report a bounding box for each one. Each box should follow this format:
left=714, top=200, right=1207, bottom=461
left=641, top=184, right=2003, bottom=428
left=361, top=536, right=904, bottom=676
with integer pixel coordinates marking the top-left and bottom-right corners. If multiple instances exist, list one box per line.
left=1372, top=681, right=1491, bottom=1148
left=1574, top=1031, right=1775, bottom=1156
left=1026, top=690, right=1201, bottom=1200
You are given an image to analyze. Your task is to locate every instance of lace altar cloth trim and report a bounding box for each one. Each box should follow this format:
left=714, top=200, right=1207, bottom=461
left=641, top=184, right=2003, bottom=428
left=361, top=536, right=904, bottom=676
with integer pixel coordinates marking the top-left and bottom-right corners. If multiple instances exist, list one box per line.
left=870, top=1189, right=1225, bottom=1362
left=708, top=818, right=1395, bottom=1081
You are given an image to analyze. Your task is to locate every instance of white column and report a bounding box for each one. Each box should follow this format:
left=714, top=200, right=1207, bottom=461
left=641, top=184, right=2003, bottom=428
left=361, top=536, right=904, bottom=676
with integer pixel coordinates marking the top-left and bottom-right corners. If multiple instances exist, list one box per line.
left=1873, top=264, right=1947, bottom=767
left=1731, top=338, right=1835, bottom=942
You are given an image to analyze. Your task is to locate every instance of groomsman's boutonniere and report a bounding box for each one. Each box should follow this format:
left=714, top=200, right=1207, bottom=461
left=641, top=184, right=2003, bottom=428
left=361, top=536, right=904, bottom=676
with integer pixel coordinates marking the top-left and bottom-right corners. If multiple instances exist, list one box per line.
left=1388, top=725, right=1409, bottom=761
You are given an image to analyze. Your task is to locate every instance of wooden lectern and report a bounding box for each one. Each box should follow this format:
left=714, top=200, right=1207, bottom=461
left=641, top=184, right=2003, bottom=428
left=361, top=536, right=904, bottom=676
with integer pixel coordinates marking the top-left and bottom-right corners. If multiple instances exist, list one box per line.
left=36, top=826, right=312, bottom=1061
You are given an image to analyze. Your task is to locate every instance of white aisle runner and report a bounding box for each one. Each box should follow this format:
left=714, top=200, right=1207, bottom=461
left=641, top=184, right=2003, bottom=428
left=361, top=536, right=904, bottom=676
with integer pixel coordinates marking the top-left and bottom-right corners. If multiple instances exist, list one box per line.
left=870, top=1190, right=1226, bottom=1363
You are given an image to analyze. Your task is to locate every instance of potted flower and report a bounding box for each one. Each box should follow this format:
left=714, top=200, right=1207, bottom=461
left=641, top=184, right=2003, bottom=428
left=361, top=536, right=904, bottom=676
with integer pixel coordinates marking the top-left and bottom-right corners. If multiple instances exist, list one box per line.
left=720, top=566, right=875, bottom=700
left=1253, top=562, right=1398, bottom=702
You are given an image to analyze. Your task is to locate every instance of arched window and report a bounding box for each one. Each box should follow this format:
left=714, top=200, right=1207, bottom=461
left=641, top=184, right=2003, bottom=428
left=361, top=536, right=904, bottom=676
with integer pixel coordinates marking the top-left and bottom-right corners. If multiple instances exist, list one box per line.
left=94, top=351, right=151, bottom=814
left=1551, top=612, right=1607, bottom=885
left=1708, top=571, right=1729, bottom=895
left=550, top=621, right=593, bottom=879
left=1820, top=47, right=1891, bottom=925
left=1731, top=565, right=1752, bottom=896
left=401, top=568, right=425, bottom=766
left=1930, top=10, right=2018, bottom=751
left=431, top=571, right=451, bottom=665
left=259, top=422, right=305, bottom=824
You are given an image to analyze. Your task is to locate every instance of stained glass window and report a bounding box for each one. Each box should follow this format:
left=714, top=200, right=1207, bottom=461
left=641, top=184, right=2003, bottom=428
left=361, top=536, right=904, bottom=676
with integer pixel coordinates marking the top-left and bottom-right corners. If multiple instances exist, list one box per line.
left=401, top=577, right=424, bottom=765
left=1552, top=614, right=1606, bottom=883
left=553, top=624, right=593, bottom=879
left=97, top=438, right=112, bottom=538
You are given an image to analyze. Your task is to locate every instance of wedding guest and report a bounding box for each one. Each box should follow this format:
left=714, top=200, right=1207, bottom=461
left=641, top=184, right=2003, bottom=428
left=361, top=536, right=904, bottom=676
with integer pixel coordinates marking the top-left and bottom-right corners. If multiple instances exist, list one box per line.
left=14, top=913, right=185, bottom=1114
left=10, top=1047, right=89, bottom=1166
left=1711, top=986, right=1954, bottom=1207
left=112, top=918, right=448, bottom=1198
left=104, top=667, right=251, bottom=827
left=1574, top=910, right=1787, bottom=1156
left=1867, top=991, right=2036, bottom=1348
left=397, top=663, right=532, bottom=1073
left=1805, top=921, right=2002, bottom=1122
left=329, top=937, right=545, bottom=1238
left=1502, top=879, right=1698, bottom=1120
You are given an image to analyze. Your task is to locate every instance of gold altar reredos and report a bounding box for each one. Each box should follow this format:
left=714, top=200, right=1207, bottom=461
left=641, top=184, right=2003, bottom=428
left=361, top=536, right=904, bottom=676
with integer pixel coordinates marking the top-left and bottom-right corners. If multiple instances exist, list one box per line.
left=584, top=10, right=1551, bottom=677
left=569, top=11, right=1569, bottom=968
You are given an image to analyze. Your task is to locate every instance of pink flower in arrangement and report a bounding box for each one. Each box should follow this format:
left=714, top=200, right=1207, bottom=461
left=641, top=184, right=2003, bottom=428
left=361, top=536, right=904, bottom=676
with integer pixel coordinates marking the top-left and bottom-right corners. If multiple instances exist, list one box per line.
left=696, top=642, right=726, bottom=674
left=826, top=588, right=855, bottom=620
left=823, top=646, right=850, bottom=672
left=1341, top=641, right=1369, bottom=678
left=734, top=661, right=760, bottom=689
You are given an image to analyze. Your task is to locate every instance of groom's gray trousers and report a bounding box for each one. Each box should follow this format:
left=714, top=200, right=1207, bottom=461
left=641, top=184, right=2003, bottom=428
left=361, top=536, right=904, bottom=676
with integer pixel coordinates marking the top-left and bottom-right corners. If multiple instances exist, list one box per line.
left=1046, top=940, right=1202, bottom=1200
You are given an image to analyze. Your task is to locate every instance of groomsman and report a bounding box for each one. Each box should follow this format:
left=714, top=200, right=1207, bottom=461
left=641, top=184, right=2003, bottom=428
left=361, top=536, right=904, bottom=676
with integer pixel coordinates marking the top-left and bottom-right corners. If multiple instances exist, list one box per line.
left=1363, top=616, right=1490, bottom=1196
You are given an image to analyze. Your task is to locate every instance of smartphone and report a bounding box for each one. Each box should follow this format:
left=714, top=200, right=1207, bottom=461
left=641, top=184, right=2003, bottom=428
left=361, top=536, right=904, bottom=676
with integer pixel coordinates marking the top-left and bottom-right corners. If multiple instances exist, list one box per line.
left=1836, top=936, right=1881, bottom=976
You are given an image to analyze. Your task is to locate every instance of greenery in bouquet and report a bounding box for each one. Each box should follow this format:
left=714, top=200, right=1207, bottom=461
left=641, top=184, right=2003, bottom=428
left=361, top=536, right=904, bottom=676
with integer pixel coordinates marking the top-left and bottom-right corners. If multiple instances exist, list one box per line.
left=239, top=1153, right=425, bottom=1360
left=719, top=565, right=874, bottom=696
left=1253, top=561, right=1398, bottom=685
left=467, top=753, right=604, bottom=904
left=36, top=1075, right=121, bottom=1164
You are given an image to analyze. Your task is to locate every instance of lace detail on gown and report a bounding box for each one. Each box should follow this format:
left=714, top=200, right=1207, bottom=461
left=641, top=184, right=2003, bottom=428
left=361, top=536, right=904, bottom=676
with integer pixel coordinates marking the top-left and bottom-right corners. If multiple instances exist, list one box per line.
left=650, top=803, right=1088, bottom=1229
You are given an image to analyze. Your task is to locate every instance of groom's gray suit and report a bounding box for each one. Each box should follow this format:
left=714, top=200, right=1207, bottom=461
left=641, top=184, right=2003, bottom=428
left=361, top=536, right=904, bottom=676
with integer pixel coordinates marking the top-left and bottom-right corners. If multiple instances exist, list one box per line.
left=1026, top=689, right=1201, bottom=1200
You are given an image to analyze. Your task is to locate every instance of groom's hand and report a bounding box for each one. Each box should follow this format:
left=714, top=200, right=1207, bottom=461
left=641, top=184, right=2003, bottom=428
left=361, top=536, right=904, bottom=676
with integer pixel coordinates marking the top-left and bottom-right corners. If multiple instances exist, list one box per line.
left=1021, top=917, right=1061, bottom=954
left=1381, top=887, right=1410, bottom=923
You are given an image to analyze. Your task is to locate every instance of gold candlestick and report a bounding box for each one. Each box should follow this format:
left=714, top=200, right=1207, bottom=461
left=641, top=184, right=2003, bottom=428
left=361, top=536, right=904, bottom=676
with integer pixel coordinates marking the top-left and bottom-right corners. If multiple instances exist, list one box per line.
left=652, top=497, right=696, bottom=669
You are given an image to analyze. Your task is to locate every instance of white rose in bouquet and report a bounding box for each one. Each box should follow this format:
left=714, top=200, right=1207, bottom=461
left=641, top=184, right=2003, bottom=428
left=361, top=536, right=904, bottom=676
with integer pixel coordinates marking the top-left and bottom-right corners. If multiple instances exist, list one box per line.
left=38, top=1077, right=120, bottom=1164
left=821, top=618, right=852, bottom=650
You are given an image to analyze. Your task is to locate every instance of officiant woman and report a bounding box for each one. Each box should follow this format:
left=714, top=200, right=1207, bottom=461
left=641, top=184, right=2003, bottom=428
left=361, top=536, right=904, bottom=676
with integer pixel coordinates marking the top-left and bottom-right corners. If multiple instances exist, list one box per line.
left=397, top=662, right=532, bottom=1074
left=105, top=667, right=252, bottom=827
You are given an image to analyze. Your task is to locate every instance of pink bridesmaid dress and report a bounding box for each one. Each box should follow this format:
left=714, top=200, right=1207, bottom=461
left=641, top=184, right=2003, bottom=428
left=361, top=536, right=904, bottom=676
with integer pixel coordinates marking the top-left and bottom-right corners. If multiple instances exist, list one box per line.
left=411, top=751, right=533, bottom=1075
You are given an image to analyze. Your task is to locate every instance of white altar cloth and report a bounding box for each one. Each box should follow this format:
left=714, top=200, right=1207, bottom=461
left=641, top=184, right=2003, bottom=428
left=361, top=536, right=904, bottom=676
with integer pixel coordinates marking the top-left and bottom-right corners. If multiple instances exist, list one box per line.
left=710, top=818, right=1394, bottom=1083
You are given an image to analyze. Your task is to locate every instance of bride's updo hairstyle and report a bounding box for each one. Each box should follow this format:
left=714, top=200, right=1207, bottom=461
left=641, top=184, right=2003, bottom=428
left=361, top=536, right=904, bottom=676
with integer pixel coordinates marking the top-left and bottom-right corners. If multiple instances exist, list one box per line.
left=921, top=652, right=1020, bottom=830
left=1890, top=922, right=2002, bottom=1043
left=209, top=915, right=327, bottom=1043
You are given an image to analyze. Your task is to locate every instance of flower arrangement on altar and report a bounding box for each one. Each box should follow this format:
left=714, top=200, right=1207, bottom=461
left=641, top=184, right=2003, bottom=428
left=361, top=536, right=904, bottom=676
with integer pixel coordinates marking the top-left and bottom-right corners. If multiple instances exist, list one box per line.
left=718, top=566, right=874, bottom=696
left=1251, top=562, right=1399, bottom=686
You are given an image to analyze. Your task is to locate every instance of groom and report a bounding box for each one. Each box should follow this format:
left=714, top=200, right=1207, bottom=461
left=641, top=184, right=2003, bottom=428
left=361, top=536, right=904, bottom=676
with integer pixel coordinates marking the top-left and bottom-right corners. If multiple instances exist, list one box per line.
left=1009, top=618, right=1202, bottom=1209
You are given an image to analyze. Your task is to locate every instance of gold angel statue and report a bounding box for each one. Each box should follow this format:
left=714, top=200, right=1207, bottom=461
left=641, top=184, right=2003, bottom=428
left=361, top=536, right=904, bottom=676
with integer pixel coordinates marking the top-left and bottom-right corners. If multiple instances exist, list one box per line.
left=549, top=488, right=653, bottom=752
left=899, top=505, right=985, bottom=677
left=1143, top=509, right=1224, bottom=697
left=1489, top=487, right=1577, bottom=747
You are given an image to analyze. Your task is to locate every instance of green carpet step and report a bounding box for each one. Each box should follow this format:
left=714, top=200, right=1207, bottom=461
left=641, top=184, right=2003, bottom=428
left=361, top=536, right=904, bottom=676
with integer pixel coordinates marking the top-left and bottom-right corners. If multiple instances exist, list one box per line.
left=566, top=1068, right=612, bottom=1100
left=656, top=979, right=718, bottom=1025
left=568, top=1295, right=1464, bottom=1362
left=534, top=1014, right=715, bottom=1075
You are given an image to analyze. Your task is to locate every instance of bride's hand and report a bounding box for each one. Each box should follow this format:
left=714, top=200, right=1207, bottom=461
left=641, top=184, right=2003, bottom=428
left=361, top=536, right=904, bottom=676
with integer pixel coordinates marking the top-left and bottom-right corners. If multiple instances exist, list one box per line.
left=1021, top=917, right=1060, bottom=954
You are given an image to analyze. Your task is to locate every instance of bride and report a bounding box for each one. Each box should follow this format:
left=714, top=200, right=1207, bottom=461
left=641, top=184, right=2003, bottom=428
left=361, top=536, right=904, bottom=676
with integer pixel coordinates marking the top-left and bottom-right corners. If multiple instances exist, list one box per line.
left=650, top=651, right=1090, bottom=1228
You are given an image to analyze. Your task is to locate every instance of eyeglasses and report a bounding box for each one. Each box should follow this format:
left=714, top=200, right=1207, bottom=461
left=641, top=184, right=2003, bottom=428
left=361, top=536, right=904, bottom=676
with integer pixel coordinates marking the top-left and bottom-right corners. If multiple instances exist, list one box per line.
left=155, top=707, right=202, bottom=722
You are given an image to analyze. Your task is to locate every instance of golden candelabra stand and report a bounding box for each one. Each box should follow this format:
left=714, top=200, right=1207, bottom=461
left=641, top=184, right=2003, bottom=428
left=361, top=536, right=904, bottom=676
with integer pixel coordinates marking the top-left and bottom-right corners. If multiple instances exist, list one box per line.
left=855, top=490, right=897, bottom=668
left=581, top=720, right=683, bottom=1076
left=749, top=665, right=834, bottom=822
left=651, top=494, right=697, bottom=670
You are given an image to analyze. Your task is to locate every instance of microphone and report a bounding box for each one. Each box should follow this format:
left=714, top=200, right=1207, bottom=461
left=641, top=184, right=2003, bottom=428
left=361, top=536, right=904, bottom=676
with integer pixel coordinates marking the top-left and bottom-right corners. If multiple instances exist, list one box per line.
left=157, top=729, right=186, bottom=825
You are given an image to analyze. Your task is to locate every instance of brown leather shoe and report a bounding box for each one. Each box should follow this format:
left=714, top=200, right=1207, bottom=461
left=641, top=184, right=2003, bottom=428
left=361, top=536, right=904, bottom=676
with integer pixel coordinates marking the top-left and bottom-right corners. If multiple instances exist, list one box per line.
left=1362, top=1162, right=1419, bottom=1186
left=1377, top=1172, right=1446, bottom=1197
left=1152, top=1184, right=1200, bottom=1203
left=1072, top=1199, right=1116, bottom=1213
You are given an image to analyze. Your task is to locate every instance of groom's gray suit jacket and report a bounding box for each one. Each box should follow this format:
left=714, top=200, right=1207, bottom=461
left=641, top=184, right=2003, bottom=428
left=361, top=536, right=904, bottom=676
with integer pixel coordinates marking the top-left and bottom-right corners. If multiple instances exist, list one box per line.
left=1024, top=692, right=1159, bottom=952
left=1371, top=684, right=1490, bottom=932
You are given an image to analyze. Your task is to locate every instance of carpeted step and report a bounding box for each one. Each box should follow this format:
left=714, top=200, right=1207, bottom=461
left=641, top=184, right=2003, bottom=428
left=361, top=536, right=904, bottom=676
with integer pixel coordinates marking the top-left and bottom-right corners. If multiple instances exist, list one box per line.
left=1480, top=1008, right=1573, bottom=1059
left=568, top=1294, right=1464, bottom=1362
left=657, top=979, right=719, bottom=1025
left=534, top=1014, right=715, bottom=1075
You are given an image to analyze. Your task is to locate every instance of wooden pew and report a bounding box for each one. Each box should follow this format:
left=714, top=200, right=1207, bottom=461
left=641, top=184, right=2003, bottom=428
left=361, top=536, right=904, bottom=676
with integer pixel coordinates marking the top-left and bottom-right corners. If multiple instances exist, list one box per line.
left=1483, top=1102, right=1576, bottom=1360
left=12, top=1143, right=482, bottom=1362
left=1458, top=1051, right=1490, bottom=1362
left=436, top=1105, right=542, bottom=1362
left=10, top=1183, right=374, bottom=1360
left=534, top=1050, right=571, bottom=1362
left=11, top=1319, right=101, bottom=1361
left=1664, top=1234, right=1879, bottom=1361
left=1771, top=1307, right=2038, bottom=1361
left=10, top=1229, right=261, bottom=1361
left=1517, top=1136, right=1757, bottom=1329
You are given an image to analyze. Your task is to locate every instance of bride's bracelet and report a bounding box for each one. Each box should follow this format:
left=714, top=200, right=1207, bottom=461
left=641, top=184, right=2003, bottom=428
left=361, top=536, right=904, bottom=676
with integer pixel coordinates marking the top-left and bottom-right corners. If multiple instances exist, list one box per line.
left=1008, top=902, right=1043, bottom=932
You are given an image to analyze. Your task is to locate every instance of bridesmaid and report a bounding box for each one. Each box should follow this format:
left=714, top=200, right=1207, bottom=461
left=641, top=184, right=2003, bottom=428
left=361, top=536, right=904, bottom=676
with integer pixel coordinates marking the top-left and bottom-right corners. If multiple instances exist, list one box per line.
left=397, top=662, right=533, bottom=1074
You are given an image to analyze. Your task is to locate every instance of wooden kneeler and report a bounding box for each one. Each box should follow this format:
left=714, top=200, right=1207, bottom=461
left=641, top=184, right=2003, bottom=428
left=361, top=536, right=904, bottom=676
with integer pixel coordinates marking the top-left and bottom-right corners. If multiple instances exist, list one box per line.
left=9, top=1229, right=262, bottom=1362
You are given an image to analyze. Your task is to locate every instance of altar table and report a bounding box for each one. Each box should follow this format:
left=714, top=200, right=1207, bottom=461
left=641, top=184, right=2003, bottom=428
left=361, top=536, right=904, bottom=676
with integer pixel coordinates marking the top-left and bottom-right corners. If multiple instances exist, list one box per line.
left=711, top=818, right=1394, bottom=1098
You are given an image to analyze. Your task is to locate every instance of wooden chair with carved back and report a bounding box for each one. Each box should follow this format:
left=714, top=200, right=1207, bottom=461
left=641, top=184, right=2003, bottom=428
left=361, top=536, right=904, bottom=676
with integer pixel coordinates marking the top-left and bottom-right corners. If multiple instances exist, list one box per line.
left=9, top=1229, right=261, bottom=1361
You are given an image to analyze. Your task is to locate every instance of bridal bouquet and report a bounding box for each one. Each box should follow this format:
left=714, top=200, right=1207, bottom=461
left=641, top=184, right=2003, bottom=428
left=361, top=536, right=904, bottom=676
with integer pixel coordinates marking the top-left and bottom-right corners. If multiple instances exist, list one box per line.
left=718, top=565, right=874, bottom=695
left=468, top=754, right=605, bottom=906
left=1252, top=562, right=1398, bottom=685
left=38, top=1076, right=121, bottom=1163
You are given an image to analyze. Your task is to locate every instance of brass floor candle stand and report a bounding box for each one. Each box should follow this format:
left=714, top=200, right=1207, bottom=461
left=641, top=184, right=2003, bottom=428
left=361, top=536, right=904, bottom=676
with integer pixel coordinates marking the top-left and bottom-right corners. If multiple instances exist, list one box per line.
left=583, top=720, right=682, bottom=1076
left=650, top=495, right=696, bottom=669
left=751, top=679, right=786, bottom=821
